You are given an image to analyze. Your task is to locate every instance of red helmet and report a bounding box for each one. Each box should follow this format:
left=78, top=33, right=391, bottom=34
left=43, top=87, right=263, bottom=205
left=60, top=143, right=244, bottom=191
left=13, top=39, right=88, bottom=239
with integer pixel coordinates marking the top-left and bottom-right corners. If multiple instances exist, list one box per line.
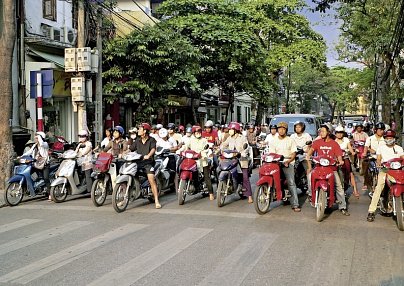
left=178, top=125, right=185, bottom=132
left=191, top=125, right=202, bottom=133
left=384, top=129, right=396, bottom=138
left=228, top=122, right=241, bottom=132
left=140, top=123, right=151, bottom=131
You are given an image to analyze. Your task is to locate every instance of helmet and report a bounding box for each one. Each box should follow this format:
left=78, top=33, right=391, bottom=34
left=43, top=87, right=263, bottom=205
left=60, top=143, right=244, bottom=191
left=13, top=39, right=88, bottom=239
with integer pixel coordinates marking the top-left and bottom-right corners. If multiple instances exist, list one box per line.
left=277, top=122, right=288, bottom=130
left=384, top=129, right=396, bottom=138
left=159, top=128, right=168, bottom=138
left=228, top=122, right=241, bottom=132
left=36, top=131, right=46, bottom=139
left=269, top=124, right=277, bottom=129
left=347, top=123, right=353, bottom=128
left=167, top=123, right=176, bottom=130
left=294, top=121, right=306, bottom=132
left=129, top=127, right=138, bottom=134
left=335, top=125, right=344, bottom=133
left=204, top=120, right=214, bottom=128
left=320, top=123, right=333, bottom=133
left=178, top=125, right=185, bottom=132
left=156, top=124, right=163, bottom=130
left=151, top=125, right=157, bottom=130
left=186, top=127, right=192, bottom=133
left=355, top=123, right=363, bottom=129
left=375, top=122, right=385, bottom=130
left=223, top=124, right=229, bottom=129
left=247, top=123, right=254, bottom=129
left=78, top=130, right=88, bottom=137
left=113, top=126, right=124, bottom=135
left=140, top=123, right=151, bottom=131
left=192, top=125, right=202, bottom=133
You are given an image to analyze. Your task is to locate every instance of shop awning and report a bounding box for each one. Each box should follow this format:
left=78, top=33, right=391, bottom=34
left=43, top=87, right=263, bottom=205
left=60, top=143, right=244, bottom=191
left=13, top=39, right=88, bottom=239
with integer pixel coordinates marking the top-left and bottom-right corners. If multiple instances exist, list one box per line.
left=27, top=48, right=65, bottom=68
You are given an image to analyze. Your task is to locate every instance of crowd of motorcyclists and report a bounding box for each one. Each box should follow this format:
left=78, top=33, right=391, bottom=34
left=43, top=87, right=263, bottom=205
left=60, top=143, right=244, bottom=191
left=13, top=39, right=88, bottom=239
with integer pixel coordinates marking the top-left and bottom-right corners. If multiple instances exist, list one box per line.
left=5, top=118, right=404, bottom=230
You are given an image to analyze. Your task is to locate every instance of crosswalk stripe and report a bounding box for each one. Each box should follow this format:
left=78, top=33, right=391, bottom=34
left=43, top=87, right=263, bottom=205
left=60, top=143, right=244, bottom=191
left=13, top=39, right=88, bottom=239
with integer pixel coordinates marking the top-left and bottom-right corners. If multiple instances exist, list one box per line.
left=0, top=219, right=42, bottom=234
left=0, top=221, right=91, bottom=256
left=87, top=227, right=213, bottom=286
left=198, top=232, right=278, bottom=286
left=0, top=223, right=148, bottom=284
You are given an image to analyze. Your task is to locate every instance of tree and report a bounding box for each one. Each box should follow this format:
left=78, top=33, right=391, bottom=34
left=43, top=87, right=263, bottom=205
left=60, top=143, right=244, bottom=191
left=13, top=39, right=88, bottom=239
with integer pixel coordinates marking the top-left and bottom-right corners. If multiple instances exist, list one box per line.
left=0, top=0, right=16, bottom=187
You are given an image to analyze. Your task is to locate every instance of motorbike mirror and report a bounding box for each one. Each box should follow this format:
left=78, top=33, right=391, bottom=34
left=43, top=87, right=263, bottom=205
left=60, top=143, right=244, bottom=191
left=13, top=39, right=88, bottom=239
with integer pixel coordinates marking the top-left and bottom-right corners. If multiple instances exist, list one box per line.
left=204, top=144, right=209, bottom=150
left=305, top=141, right=312, bottom=146
left=79, top=144, right=86, bottom=148
left=243, top=143, right=248, bottom=150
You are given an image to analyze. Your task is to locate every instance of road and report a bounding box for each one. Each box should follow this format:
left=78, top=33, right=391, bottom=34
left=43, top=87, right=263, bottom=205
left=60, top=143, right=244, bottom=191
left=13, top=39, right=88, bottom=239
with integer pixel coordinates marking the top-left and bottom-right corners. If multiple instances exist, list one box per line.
left=0, top=170, right=403, bottom=286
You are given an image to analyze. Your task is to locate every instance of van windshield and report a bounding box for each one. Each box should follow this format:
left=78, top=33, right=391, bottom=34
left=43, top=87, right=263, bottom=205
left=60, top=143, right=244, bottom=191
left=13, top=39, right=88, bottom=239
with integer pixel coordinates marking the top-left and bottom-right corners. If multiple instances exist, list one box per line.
left=270, top=116, right=317, bottom=137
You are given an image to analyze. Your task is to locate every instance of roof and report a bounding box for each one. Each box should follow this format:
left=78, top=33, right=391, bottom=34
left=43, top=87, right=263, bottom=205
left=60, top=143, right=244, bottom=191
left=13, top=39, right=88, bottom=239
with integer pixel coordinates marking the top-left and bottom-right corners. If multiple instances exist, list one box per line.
left=273, top=114, right=319, bottom=118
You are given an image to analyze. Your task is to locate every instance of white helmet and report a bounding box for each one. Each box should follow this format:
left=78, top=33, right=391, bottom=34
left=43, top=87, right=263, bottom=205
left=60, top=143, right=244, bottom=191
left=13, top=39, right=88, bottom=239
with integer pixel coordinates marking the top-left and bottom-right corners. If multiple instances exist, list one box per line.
left=129, top=127, right=138, bottom=134
left=78, top=130, right=88, bottom=137
left=36, top=131, right=46, bottom=139
left=159, top=128, right=168, bottom=138
left=204, top=120, right=214, bottom=127
left=335, top=125, right=344, bottom=133
left=156, top=124, right=163, bottom=130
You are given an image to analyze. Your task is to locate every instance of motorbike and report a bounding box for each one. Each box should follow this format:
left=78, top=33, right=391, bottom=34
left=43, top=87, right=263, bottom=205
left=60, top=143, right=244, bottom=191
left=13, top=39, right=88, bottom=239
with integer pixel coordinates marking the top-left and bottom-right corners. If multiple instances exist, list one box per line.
left=294, top=147, right=309, bottom=194
left=253, top=153, right=291, bottom=214
left=206, top=142, right=219, bottom=183
left=177, top=149, right=209, bottom=205
left=50, top=149, right=90, bottom=203
left=112, top=152, right=159, bottom=213
left=310, top=155, right=337, bottom=222
left=377, top=158, right=404, bottom=231
left=4, top=155, right=59, bottom=206
left=353, top=140, right=366, bottom=173
left=216, top=144, right=249, bottom=207
left=154, top=147, right=177, bottom=193
left=364, top=154, right=379, bottom=194
left=90, top=152, right=116, bottom=207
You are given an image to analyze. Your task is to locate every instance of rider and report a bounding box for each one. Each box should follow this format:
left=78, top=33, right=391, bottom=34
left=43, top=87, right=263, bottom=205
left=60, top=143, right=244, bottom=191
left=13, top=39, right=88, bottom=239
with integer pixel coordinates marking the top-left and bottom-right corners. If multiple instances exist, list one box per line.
left=75, top=130, right=93, bottom=193
left=167, top=123, right=183, bottom=145
left=345, top=122, right=354, bottom=136
left=264, top=124, right=278, bottom=146
left=202, top=120, right=219, bottom=146
left=334, top=126, right=359, bottom=198
left=103, top=126, right=128, bottom=157
left=363, top=122, right=386, bottom=192
left=221, top=122, right=253, bottom=204
left=367, top=129, right=404, bottom=222
left=307, top=123, right=350, bottom=216
left=183, top=125, right=214, bottom=200
left=129, top=123, right=161, bottom=209
left=127, top=127, right=138, bottom=146
left=290, top=121, right=313, bottom=194
left=157, top=128, right=179, bottom=153
left=352, top=123, right=369, bottom=173
left=246, top=123, right=258, bottom=163
left=178, top=125, right=185, bottom=136
left=267, top=122, right=300, bottom=212
left=181, top=126, right=193, bottom=146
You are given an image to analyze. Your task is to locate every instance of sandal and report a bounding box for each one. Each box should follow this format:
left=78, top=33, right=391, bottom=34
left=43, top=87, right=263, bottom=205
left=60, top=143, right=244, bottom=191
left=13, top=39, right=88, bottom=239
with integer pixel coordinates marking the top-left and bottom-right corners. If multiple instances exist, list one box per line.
left=209, top=194, right=215, bottom=201
left=155, top=203, right=162, bottom=209
left=292, top=207, right=301, bottom=212
left=248, top=197, right=253, bottom=204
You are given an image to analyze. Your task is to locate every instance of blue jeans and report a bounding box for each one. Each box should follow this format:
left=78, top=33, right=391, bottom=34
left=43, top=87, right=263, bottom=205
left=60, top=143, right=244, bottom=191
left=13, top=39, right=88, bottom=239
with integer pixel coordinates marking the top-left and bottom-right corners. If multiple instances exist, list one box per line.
left=282, top=164, right=299, bottom=208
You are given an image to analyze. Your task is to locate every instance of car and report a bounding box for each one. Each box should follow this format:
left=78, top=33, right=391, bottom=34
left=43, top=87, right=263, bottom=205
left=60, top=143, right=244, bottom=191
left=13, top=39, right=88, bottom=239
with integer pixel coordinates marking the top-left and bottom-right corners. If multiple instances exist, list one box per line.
left=269, top=114, right=322, bottom=138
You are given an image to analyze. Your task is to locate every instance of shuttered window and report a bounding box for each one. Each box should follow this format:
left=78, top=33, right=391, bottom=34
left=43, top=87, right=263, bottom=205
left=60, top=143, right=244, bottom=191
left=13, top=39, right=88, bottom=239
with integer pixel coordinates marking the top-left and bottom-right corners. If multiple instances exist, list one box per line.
left=43, top=0, right=57, bottom=21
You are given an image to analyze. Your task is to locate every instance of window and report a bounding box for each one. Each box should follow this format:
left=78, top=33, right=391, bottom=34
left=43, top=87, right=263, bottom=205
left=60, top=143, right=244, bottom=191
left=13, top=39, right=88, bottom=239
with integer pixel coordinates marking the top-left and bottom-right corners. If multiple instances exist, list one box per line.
left=237, top=106, right=242, bottom=122
left=43, top=0, right=57, bottom=21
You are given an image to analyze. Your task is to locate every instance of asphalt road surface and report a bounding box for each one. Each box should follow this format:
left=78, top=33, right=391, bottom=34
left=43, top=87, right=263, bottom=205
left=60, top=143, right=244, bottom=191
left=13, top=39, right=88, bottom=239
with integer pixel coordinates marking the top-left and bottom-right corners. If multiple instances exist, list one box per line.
left=0, top=170, right=403, bottom=286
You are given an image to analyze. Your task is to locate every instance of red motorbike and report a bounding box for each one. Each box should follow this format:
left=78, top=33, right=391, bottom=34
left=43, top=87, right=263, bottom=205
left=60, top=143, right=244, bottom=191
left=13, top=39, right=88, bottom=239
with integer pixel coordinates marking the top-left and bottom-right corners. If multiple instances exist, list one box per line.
left=253, top=153, right=290, bottom=214
left=177, top=150, right=209, bottom=205
left=311, top=155, right=337, bottom=222
left=353, top=140, right=366, bottom=173
left=380, top=158, right=404, bottom=231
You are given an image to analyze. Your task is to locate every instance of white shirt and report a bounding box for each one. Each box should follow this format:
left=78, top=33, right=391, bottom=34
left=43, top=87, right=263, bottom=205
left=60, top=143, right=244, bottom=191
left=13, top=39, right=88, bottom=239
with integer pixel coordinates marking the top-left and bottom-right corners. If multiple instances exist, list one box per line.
left=181, top=134, right=192, bottom=146
left=290, top=132, right=312, bottom=151
left=23, top=137, right=49, bottom=161
left=376, top=144, right=404, bottom=163
left=264, top=133, right=278, bottom=146
left=156, top=137, right=177, bottom=149
left=336, top=137, right=350, bottom=153
left=268, top=136, right=297, bottom=163
left=100, top=137, right=111, bottom=149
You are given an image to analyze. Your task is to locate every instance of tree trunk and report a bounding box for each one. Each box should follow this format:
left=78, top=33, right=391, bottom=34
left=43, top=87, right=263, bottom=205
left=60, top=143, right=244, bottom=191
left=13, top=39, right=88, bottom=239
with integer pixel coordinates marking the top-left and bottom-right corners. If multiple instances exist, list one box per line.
left=255, top=99, right=265, bottom=126
left=0, top=0, right=16, bottom=188
left=378, top=54, right=391, bottom=123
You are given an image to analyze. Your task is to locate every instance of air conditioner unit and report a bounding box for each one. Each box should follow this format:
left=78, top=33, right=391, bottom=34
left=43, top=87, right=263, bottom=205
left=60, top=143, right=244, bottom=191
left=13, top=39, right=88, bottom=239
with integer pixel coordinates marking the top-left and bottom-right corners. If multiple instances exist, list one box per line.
left=63, top=27, right=77, bottom=45
left=51, top=27, right=62, bottom=42
left=41, top=24, right=52, bottom=38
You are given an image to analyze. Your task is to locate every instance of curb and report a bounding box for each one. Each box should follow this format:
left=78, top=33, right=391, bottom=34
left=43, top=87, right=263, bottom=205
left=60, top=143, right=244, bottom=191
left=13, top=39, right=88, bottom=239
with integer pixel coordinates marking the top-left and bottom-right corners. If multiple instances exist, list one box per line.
left=0, top=190, right=6, bottom=208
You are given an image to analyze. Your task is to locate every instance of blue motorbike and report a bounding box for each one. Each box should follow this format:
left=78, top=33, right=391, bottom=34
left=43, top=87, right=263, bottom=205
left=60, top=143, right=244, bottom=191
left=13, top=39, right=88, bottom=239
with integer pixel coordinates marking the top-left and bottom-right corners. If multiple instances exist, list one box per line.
left=4, top=155, right=58, bottom=206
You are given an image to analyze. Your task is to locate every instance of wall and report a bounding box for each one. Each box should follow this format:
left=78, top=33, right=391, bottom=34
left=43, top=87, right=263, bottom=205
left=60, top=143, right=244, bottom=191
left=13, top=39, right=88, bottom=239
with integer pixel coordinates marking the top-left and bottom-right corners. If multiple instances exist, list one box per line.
left=116, top=0, right=151, bottom=13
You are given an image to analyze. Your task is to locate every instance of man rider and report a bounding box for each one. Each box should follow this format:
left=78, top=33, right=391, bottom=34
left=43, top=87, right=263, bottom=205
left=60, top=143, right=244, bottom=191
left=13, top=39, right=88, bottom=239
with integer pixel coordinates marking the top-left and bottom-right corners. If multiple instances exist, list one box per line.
left=157, top=128, right=179, bottom=153
left=202, top=120, right=219, bottom=146
left=264, top=124, right=278, bottom=146
left=129, top=123, right=161, bottom=209
left=267, top=122, right=300, bottom=212
left=367, top=129, right=404, bottom=222
left=167, top=123, right=183, bottom=145
left=307, top=123, right=350, bottom=216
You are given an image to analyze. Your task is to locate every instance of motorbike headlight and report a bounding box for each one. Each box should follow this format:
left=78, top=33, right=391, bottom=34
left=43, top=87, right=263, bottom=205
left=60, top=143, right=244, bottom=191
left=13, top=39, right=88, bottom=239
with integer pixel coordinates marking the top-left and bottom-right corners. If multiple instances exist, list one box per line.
left=58, top=160, right=76, bottom=177
left=185, top=153, right=194, bottom=159
left=19, top=158, right=29, bottom=164
left=359, top=142, right=365, bottom=146
left=265, top=155, right=274, bottom=163
left=223, top=152, right=234, bottom=159
left=319, top=158, right=330, bottom=166
left=390, top=162, right=402, bottom=170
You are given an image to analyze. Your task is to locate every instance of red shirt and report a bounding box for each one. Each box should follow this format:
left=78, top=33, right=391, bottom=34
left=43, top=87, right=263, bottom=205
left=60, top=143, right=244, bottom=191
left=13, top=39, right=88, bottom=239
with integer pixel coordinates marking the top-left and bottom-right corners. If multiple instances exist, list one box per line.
left=202, top=130, right=218, bottom=144
left=312, top=138, right=343, bottom=159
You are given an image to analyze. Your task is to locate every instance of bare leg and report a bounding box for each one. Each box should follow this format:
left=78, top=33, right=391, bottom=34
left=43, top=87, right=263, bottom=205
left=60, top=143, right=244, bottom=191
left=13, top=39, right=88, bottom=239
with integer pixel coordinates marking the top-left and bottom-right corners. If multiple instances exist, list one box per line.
left=147, top=173, right=161, bottom=208
left=350, top=172, right=359, bottom=198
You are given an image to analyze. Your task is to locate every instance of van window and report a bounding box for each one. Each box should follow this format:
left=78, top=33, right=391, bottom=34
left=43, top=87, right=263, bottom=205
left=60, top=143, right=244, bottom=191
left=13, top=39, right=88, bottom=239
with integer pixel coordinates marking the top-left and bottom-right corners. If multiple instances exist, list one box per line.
left=270, top=116, right=318, bottom=137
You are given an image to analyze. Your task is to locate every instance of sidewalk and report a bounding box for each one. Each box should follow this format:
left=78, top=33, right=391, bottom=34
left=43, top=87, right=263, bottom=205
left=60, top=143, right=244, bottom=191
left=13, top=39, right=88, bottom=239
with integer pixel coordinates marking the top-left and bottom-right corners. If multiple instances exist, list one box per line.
left=0, top=189, right=6, bottom=208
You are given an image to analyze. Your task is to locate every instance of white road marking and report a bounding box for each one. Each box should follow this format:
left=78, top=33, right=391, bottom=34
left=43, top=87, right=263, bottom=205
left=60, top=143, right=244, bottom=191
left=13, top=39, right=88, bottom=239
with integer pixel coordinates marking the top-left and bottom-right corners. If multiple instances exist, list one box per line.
left=0, top=219, right=42, bottom=234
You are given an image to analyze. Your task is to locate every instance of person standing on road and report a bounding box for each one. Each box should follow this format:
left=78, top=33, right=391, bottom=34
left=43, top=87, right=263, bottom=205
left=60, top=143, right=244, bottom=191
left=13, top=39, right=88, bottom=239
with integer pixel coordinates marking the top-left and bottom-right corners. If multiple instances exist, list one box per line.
left=129, top=123, right=161, bottom=209
left=366, top=129, right=404, bottom=222
left=267, top=122, right=300, bottom=212
left=307, top=124, right=350, bottom=216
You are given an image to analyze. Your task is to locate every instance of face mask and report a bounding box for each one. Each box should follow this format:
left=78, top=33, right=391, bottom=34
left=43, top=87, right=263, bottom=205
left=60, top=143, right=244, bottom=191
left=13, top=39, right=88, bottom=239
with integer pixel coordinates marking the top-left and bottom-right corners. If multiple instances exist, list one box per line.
left=130, top=134, right=136, bottom=139
left=195, top=133, right=201, bottom=139
left=229, top=130, right=235, bottom=136
left=385, top=138, right=395, bottom=145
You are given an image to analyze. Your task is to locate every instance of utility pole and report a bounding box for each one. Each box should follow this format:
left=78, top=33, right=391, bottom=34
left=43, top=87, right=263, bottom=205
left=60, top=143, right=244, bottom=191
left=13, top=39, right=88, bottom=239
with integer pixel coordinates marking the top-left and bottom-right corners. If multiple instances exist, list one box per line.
left=94, top=8, right=103, bottom=145
left=286, top=64, right=291, bottom=114
left=77, top=0, right=87, bottom=133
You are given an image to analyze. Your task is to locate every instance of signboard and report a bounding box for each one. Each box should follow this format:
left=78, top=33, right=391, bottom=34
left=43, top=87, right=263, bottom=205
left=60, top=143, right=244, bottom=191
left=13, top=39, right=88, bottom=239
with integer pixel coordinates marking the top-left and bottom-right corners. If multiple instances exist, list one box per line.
left=30, top=70, right=53, bottom=99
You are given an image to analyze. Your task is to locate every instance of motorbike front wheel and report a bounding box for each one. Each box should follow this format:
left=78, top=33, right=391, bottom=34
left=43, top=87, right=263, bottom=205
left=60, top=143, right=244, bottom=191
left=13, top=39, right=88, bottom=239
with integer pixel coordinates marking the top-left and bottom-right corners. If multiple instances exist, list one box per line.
left=112, top=182, right=129, bottom=213
left=5, top=182, right=24, bottom=206
left=395, top=194, right=404, bottom=231
left=216, top=181, right=226, bottom=207
left=50, top=184, right=68, bottom=203
left=316, top=189, right=327, bottom=222
left=254, top=184, right=272, bottom=215
left=91, top=178, right=109, bottom=207
left=178, top=179, right=187, bottom=205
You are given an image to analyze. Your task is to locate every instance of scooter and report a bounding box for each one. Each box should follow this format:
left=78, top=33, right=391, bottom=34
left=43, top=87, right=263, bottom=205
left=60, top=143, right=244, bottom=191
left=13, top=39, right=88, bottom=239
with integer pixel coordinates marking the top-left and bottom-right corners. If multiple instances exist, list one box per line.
left=253, top=153, right=290, bottom=214
left=353, top=140, right=366, bottom=173
left=294, top=147, right=309, bottom=194
left=4, top=156, right=59, bottom=206
left=50, top=149, right=89, bottom=203
left=177, top=149, right=209, bottom=205
left=90, top=152, right=117, bottom=207
left=216, top=144, right=249, bottom=207
left=154, top=147, right=177, bottom=193
left=378, top=158, right=404, bottom=231
left=112, top=152, right=159, bottom=213
left=311, top=155, right=337, bottom=222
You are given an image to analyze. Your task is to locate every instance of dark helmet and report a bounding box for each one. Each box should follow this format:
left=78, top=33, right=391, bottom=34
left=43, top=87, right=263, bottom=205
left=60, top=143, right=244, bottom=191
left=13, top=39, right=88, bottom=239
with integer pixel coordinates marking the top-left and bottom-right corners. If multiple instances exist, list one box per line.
left=269, top=124, right=277, bottom=130
left=178, top=125, right=185, bottom=132
left=167, top=123, right=176, bottom=130
left=294, top=121, right=306, bottom=132
left=374, top=122, right=385, bottom=130
left=355, top=123, right=363, bottom=129
left=347, top=123, right=353, bottom=128
left=140, top=123, right=151, bottom=131
left=320, top=123, right=333, bottom=134
left=247, top=123, right=254, bottom=129
left=384, top=129, right=396, bottom=138
left=113, top=126, right=124, bottom=136
left=192, top=125, right=202, bottom=133
left=185, top=127, right=192, bottom=133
